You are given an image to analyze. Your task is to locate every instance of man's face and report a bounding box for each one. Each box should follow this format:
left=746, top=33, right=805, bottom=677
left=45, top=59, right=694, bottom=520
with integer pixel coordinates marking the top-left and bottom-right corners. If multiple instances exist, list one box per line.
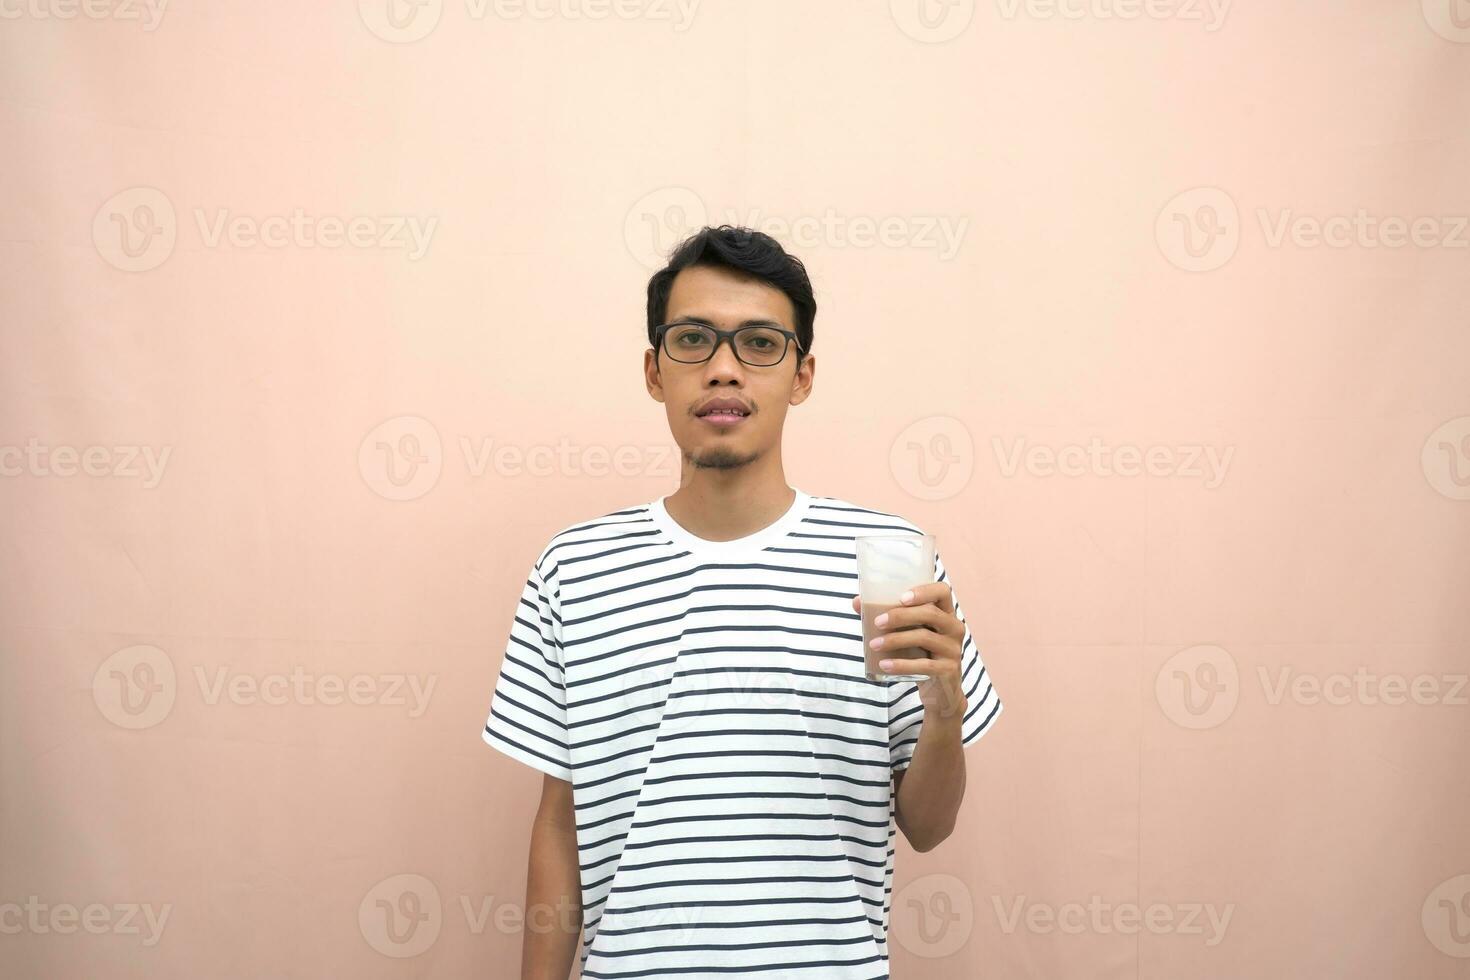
left=645, top=263, right=814, bottom=472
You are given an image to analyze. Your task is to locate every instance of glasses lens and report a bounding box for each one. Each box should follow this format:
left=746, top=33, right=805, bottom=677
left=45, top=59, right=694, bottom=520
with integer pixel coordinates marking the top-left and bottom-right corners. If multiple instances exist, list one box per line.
left=661, top=324, right=790, bottom=365
left=735, top=326, right=788, bottom=366
left=664, top=324, right=716, bottom=362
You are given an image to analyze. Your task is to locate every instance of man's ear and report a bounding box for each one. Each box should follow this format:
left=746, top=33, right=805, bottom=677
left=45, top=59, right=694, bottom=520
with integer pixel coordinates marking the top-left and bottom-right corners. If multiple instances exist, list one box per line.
left=789, top=352, right=815, bottom=406
left=645, top=348, right=665, bottom=402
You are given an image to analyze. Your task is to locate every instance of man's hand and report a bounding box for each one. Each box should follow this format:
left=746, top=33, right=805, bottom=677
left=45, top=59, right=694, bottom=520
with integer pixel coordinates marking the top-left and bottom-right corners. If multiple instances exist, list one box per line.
left=851, top=582, right=968, bottom=722
left=853, top=582, right=971, bottom=851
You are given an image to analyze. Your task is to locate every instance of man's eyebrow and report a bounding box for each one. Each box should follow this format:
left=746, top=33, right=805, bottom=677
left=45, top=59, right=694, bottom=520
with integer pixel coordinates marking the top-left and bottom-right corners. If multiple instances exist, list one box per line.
left=669, top=315, right=786, bottom=328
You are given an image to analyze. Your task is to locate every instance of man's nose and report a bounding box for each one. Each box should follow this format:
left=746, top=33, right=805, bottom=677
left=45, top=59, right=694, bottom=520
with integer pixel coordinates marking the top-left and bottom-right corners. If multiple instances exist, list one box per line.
left=704, top=336, right=745, bottom=375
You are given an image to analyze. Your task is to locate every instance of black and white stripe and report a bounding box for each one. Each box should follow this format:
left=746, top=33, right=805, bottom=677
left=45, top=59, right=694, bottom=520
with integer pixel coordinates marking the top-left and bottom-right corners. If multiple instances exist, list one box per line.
left=482, top=487, right=1003, bottom=978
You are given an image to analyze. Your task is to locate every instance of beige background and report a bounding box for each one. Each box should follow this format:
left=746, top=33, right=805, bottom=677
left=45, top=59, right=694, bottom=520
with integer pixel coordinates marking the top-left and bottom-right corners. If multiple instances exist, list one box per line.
left=3, top=2, right=1470, bottom=977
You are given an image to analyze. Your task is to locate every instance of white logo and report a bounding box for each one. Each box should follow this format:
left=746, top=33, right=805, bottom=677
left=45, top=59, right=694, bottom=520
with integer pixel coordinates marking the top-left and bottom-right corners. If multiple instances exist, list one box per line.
left=891, top=0, right=975, bottom=43
left=1421, top=416, right=1470, bottom=501
left=1422, top=0, right=1470, bottom=42
left=625, top=187, right=707, bottom=270
left=892, top=873, right=974, bottom=956
left=93, top=645, right=177, bottom=729
left=93, top=187, right=176, bottom=272
left=891, top=416, right=974, bottom=501
left=1156, top=645, right=1238, bottom=729
left=359, top=0, right=443, bottom=42
left=1156, top=187, right=1239, bottom=272
left=360, top=874, right=442, bottom=956
left=1422, top=874, right=1470, bottom=957
left=359, top=416, right=444, bottom=501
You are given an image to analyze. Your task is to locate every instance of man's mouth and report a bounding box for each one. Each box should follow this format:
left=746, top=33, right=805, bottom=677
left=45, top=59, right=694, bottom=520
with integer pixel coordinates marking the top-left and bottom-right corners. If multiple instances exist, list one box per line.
left=695, top=399, right=751, bottom=427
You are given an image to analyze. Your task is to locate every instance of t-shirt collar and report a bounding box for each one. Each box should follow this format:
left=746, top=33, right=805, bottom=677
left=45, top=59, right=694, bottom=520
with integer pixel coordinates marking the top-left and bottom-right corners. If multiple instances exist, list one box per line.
left=650, top=486, right=811, bottom=557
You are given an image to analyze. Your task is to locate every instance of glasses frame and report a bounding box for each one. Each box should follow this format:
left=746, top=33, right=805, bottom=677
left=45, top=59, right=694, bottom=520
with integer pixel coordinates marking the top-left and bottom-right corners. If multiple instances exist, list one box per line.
left=653, top=320, right=805, bottom=368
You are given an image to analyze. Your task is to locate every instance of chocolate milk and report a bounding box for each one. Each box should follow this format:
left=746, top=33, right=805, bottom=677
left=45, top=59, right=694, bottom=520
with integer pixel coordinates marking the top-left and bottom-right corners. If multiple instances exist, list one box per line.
left=855, top=532, right=936, bottom=683
left=862, top=599, right=930, bottom=682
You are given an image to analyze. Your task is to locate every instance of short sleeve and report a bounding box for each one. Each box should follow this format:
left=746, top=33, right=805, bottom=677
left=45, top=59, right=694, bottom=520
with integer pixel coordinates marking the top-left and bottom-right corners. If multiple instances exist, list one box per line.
left=889, top=546, right=1003, bottom=773
left=481, top=554, right=573, bottom=782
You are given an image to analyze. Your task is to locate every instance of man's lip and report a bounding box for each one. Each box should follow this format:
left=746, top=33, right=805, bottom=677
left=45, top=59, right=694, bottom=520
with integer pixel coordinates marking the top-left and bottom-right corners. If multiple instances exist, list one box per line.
left=695, top=403, right=751, bottom=416
left=699, top=411, right=749, bottom=427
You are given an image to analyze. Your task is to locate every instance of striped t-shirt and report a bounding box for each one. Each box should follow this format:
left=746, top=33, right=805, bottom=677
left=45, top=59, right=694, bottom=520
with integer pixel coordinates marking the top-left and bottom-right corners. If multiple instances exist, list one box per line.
left=480, top=486, right=1003, bottom=979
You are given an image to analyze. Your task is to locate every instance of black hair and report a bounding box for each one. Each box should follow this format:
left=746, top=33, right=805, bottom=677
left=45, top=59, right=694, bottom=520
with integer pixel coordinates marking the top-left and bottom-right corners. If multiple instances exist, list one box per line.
left=646, top=225, right=816, bottom=365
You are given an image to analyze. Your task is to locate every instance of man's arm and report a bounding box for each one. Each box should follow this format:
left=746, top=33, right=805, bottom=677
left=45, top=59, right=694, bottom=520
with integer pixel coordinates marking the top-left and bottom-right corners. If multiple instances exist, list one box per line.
left=892, top=707, right=968, bottom=852
left=860, top=571, right=975, bottom=854
left=521, top=772, right=581, bottom=980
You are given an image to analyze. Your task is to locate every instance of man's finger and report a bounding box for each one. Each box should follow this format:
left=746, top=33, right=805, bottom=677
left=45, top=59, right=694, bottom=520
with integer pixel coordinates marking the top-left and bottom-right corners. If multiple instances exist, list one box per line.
left=899, top=581, right=954, bottom=615
left=874, top=599, right=963, bottom=642
left=869, top=626, right=955, bottom=660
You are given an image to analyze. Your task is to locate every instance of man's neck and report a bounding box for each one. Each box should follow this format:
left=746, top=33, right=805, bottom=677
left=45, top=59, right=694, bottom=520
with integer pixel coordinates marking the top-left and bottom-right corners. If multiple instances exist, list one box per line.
left=662, top=479, right=796, bottom=543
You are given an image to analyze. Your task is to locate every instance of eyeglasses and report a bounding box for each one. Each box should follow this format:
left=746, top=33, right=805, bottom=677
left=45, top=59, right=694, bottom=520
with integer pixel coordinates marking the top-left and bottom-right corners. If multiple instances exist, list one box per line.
left=653, top=321, right=804, bottom=368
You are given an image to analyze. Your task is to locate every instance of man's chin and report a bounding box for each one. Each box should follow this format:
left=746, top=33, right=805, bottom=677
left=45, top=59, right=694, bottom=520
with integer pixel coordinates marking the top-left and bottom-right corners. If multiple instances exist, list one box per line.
left=687, top=444, right=759, bottom=471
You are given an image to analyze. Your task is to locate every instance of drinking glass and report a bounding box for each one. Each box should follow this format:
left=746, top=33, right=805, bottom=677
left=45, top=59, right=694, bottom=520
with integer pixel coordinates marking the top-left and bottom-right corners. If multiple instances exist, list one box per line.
left=857, top=533, right=937, bottom=682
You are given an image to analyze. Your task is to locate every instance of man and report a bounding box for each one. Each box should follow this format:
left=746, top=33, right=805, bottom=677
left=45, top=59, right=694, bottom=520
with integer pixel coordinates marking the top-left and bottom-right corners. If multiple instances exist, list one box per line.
left=481, top=225, right=1003, bottom=979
